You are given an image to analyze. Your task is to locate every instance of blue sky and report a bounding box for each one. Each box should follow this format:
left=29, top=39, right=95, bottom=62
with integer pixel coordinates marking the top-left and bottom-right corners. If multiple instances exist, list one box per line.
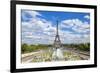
left=21, top=10, right=90, bottom=44
left=38, top=11, right=90, bottom=23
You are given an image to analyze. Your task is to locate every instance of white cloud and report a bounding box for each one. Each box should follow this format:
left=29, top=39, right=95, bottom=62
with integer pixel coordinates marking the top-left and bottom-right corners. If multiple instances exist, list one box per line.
left=59, top=18, right=90, bottom=44
left=22, top=10, right=42, bottom=22
left=21, top=11, right=56, bottom=44
left=60, top=19, right=90, bottom=33
left=84, top=15, right=90, bottom=19
left=60, top=32, right=90, bottom=44
left=22, top=18, right=90, bottom=44
left=60, top=19, right=74, bottom=28
left=23, top=10, right=41, bottom=17
left=22, top=11, right=90, bottom=44
left=72, top=22, right=90, bottom=33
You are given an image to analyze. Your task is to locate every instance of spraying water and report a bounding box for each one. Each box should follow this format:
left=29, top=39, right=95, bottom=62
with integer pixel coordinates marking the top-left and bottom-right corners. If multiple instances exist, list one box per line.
left=52, top=48, right=64, bottom=61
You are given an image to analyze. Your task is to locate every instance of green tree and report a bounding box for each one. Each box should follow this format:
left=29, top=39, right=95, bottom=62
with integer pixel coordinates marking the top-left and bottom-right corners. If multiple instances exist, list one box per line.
left=21, top=43, right=29, bottom=53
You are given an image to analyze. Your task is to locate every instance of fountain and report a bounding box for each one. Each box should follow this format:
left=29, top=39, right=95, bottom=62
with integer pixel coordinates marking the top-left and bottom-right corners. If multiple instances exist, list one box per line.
left=52, top=48, right=64, bottom=60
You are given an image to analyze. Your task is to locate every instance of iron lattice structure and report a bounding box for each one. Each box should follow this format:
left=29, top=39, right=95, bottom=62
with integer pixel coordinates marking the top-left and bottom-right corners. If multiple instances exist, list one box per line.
left=53, top=20, right=62, bottom=49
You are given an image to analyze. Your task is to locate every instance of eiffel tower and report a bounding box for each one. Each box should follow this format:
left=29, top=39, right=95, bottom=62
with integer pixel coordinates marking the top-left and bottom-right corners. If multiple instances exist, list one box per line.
left=53, top=20, right=62, bottom=49
left=52, top=20, right=64, bottom=60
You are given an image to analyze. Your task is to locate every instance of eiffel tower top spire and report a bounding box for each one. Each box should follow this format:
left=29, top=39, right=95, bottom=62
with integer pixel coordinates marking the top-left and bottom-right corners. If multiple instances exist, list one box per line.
left=56, top=20, right=59, bottom=35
